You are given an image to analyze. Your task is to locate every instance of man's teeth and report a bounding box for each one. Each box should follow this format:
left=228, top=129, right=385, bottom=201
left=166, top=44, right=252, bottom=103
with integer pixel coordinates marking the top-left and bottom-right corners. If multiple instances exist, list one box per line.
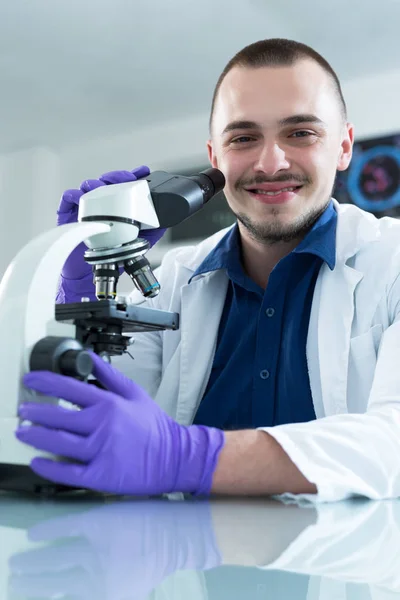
left=251, top=186, right=298, bottom=196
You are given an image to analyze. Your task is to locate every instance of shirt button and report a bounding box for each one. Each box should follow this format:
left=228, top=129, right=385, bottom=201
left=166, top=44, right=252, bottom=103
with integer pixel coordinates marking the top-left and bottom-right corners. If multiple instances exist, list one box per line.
left=260, top=370, right=270, bottom=380
left=266, top=308, right=275, bottom=317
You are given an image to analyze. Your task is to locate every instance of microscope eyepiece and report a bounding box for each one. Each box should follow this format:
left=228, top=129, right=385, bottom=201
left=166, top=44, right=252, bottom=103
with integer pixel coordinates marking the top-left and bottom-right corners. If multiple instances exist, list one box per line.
left=146, top=167, right=225, bottom=228
left=190, top=168, right=226, bottom=203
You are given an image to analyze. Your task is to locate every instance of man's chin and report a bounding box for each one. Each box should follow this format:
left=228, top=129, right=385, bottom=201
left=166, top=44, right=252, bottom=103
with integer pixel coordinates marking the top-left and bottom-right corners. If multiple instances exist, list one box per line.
left=235, top=200, right=330, bottom=245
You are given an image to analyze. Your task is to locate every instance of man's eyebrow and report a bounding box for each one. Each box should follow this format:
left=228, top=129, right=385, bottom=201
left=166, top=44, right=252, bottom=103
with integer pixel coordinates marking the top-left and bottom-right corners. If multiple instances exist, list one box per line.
left=221, top=120, right=261, bottom=135
left=221, top=114, right=326, bottom=135
left=278, top=114, right=326, bottom=127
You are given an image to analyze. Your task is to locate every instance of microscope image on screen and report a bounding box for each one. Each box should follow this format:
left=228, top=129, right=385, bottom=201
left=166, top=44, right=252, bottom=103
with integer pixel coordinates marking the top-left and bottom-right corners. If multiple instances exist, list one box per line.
left=334, top=133, right=400, bottom=217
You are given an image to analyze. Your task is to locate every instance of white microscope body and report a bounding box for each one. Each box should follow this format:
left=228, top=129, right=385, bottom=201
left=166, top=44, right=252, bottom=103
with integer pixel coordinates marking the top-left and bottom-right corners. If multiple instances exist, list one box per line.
left=0, top=179, right=160, bottom=491
left=0, top=167, right=224, bottom=493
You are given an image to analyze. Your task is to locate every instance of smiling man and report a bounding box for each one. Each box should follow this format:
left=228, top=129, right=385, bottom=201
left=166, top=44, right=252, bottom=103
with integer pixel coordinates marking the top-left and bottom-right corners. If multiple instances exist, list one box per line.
left=18, top=39, right=400, bottom=503
left=207, top=44, right=353, bottom=287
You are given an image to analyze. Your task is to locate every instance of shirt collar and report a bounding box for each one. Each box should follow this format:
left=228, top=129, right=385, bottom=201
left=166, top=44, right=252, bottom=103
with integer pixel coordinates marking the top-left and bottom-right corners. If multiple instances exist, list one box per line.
left=190, top=200, right=337, bottom=282
left=293, top=200, right=337, bottom=270
left=189, top=225, right=240, bottom=282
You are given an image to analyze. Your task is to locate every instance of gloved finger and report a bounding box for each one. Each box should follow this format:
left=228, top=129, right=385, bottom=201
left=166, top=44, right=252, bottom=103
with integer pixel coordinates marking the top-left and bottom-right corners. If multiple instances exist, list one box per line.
left=9, top=535, right=102, bottom=598
left=60, top=244, right=93, bottom=280
left=131, top=165, right=150, bottom=178
left=90, top=352, right=147, bottom=399
left=15, top=425, right=103, bottom=462
left=9, top=568, right=92, bottom=600
left=139, top=227, right=167, bottom=248
left=22, top=371, right=120, bottom=408
left=28, top=501, right=162, bottom=545
left=8, top=539, right=98, bottom=599
left=27, top=510, right=96, bottom=543
left=9, top=537, right=94, bottom=575
left=99, top=170, right=141, bottom=185
left=57, top=189, right=83, bottom=214
left=79, top=179, right=106, bottom=194
left=18, top=402, right=101, bottom=436
left=30, top=457, right=90, bottom=489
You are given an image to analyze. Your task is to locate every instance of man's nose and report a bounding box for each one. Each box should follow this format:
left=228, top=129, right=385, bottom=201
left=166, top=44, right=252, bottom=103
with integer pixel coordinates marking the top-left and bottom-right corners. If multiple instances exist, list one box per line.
left=253, top=142, right=290, bottom=176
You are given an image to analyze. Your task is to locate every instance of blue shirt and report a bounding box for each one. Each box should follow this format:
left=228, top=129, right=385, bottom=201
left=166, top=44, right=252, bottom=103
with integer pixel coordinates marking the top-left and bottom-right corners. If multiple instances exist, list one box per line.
left=192, top=202, right=337, bottom=430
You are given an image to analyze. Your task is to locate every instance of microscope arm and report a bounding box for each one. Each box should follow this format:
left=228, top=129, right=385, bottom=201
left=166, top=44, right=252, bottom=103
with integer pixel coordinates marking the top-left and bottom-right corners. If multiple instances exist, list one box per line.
left=0, top=221, right=110, bottom=465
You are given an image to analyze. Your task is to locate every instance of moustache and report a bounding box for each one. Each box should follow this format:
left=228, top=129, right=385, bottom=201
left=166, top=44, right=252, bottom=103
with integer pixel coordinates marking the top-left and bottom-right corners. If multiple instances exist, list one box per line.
left=235, top=174, right=312, bottom=190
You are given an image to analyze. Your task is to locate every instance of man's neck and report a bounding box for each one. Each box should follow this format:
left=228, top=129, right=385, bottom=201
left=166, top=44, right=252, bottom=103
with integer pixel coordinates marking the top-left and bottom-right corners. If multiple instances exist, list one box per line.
left=238, top=223, right=302, bottom=289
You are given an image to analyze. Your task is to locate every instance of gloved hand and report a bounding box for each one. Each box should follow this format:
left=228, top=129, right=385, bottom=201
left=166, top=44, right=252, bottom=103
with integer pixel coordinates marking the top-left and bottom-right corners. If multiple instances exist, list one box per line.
left=8, top=499, right=222, bottom=600
left=56, top=166, right=167, bottom=303
left=16, top=354, right=225, bottom=495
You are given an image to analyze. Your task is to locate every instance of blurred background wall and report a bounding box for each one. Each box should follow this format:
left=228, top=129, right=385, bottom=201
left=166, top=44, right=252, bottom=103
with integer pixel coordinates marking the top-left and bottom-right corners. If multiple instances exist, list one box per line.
left=1, top=0, right=399, bottom=286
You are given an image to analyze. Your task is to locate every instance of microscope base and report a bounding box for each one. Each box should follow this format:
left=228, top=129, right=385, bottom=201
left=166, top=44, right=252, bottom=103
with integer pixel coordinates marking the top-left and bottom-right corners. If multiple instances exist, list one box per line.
left=0, top=463, right=74, bottom=495
left=0, top=418, right=76, bottom=495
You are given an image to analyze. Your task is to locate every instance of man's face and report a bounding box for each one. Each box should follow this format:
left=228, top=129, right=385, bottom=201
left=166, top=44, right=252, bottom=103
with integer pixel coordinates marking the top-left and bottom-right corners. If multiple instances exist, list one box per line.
left=208, top=60, right=354, bottom=244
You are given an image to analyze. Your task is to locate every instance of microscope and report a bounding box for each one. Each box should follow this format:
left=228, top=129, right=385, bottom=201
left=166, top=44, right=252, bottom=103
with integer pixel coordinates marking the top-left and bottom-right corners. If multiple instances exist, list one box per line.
left=0, top=167, right=225, bottom=493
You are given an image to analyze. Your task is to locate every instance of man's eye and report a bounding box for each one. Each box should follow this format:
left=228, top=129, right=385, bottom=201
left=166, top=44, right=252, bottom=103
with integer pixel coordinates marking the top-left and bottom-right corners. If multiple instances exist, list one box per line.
left=290, top=131, right=313, bottom=138
left=231, top=136, right=255, bottom=144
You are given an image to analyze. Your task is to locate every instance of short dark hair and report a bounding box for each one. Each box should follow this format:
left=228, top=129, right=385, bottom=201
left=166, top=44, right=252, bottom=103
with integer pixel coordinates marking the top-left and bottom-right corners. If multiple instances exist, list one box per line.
left=209, top=38, right=347, bottom=132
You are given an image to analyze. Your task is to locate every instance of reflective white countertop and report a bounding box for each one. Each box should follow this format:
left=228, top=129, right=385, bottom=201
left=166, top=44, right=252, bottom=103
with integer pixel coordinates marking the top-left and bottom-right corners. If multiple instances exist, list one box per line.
left=0, top=491, right=398, bottom=599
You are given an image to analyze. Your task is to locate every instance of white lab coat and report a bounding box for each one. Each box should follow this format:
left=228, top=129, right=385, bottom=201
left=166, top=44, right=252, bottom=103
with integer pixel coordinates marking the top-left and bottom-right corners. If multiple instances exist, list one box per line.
left=115, top=200, right=400, bottom=503
left=154, top=500, right=400, bottom=600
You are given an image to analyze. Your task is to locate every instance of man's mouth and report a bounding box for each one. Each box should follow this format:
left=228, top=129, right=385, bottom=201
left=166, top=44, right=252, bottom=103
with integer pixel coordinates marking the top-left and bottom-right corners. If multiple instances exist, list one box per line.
left=245, top=184, right=303, bottom=197
left=247, top=185, right=303, bottom=196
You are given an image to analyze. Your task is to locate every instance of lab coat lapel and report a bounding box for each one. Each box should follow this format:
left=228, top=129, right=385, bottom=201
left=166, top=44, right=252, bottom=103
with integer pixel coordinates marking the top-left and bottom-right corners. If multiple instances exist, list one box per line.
left=175, top=270, right=228, bottom=425
left=308, top=201, right=378, bottom=417
left=314, top=262, right=363, bottom=416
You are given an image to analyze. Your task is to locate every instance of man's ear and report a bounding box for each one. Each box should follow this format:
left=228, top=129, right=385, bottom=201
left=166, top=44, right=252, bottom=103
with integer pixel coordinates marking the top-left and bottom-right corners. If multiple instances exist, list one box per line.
left=337, top=122, right=354, bottom=172
left=207, top=140, right=218, bottom=168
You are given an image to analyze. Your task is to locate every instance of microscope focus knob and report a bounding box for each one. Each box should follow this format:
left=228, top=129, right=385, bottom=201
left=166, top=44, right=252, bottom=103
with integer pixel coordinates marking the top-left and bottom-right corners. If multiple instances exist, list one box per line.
left=58, top=349, right=93, bottom=378
left=30, top=336, right=93, bottom=379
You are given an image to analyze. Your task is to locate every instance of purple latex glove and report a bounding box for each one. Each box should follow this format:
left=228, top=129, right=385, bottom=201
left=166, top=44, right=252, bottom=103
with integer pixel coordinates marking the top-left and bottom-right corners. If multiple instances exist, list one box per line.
left=9, top=500, right=222, bottom=599
left=16, top=354, right=225, bottom=495
left=56, top=166, right=166, bottom=303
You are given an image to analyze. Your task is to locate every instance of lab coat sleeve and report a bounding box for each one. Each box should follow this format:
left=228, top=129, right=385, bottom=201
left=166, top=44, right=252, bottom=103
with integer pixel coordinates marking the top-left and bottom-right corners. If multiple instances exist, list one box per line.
left=264, top=501, right=400, bottom=595
left=259, top=301, right=400, bottom=503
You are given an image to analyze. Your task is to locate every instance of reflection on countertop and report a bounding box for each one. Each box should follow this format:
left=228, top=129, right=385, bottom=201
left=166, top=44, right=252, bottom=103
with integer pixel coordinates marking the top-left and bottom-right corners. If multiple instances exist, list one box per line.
left=0, top=490, right=398, bottom=599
